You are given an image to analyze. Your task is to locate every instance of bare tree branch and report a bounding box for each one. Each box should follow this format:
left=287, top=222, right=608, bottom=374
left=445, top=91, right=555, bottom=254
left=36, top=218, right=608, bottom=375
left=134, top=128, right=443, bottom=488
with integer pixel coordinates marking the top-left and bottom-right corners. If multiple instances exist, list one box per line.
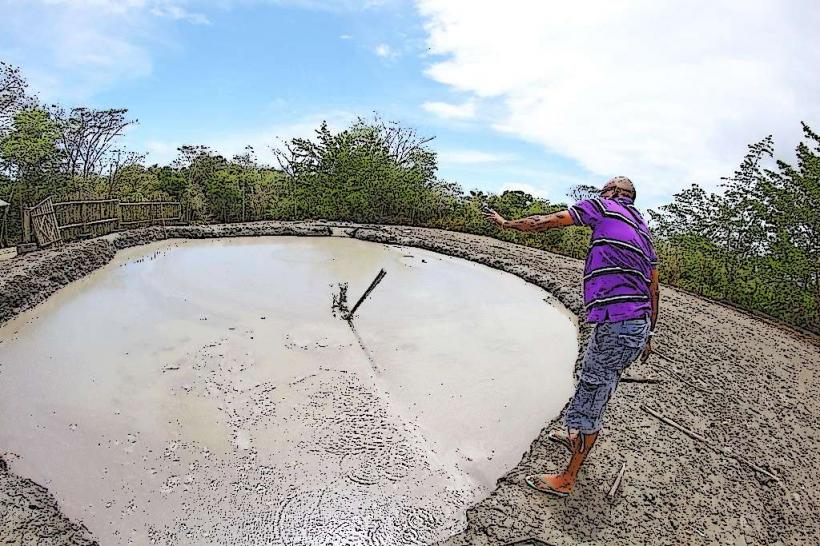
left=0, top=62, right=35, bottom=135
left=50, top=106, right=137, bottom=191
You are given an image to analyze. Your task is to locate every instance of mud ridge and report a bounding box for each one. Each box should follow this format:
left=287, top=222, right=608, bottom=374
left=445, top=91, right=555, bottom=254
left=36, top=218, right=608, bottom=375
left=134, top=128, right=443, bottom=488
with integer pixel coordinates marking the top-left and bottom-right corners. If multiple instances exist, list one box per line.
left=1, top=221, right=819, bottom=545
left=0, top=457, right=97, bottom=545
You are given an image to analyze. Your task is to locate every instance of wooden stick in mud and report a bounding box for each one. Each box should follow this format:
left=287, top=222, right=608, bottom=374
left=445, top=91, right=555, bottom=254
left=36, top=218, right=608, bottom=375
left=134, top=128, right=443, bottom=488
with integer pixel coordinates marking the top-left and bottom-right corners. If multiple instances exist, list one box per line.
left=620, top=375, right=665, bottom=384
left=344, top=268, right=387, bottom=321
left=641, top=405, right=782, bottom=483
left=643, top=405, right=710, bottom=443
left=608, top=462, right=627, bottom=498
left=647, top=350, right=713, bottom=393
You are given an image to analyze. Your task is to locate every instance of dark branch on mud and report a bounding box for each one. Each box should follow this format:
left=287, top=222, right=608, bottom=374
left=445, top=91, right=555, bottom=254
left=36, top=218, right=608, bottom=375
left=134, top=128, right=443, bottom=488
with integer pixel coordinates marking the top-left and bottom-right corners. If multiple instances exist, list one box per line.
left=331, top=269, right=388, bottom=374
left=344, top=268, right=387, bottom=321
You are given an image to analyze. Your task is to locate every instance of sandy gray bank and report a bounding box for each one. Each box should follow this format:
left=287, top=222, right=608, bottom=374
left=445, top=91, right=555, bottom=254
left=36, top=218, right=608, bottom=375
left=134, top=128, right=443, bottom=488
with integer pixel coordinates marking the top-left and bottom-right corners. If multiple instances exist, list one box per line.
left=1, top=221, right=819, bottom=545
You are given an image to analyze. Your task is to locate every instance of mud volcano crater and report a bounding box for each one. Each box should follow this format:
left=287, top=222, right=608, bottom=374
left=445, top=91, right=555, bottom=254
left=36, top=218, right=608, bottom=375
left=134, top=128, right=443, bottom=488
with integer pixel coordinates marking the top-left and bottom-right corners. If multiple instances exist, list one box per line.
left=0, top=235, right=577, bottom=545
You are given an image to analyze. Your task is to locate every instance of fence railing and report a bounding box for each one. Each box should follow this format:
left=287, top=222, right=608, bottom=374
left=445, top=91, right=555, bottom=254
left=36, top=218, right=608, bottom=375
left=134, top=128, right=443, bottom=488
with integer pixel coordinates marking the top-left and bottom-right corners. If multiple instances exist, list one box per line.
left=54, top=199, right=120, bottom=241
left=24, top=197, right=183, bottom=245
left=119, top=201, right=182, bottom=228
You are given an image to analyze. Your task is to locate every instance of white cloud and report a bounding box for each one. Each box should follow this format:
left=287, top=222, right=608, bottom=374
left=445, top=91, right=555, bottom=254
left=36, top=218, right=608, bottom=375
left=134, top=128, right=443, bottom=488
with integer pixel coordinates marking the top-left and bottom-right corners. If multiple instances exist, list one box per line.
left=150, top=3, right=210, bottom=24
left=439, top=149, right=514, bottom=164
left=38, top=0, right=149, bottom=14
left=422, top=99, right=475, bottom=120
left=267, top=0, right=395, bottom=12
left=339, top=34, right=353, bottom=39
left=416, top=1, right=820, bottom=198
left=144, top=140, right=180, bottom=166
left=498, top=182, right=553, bottom=200
left=137, top=111, right=357, bottom=166
left=2, top=1, right=208, bottom=101
left=374, top=43, right=395, bottom=59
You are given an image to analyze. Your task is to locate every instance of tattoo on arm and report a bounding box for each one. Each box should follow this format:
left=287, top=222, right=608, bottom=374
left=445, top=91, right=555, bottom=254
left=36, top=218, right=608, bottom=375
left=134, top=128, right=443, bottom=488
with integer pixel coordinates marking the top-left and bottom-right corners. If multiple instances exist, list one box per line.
left=504, top=211, right=572, bottom=232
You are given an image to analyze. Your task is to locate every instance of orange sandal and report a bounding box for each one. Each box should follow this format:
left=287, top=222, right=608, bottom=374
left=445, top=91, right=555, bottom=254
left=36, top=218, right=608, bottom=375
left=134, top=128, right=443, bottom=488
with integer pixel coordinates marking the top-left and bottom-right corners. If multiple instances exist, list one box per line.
left=547, top=428, right=575, bottom=453
left=524, top=474, right=571, bottom=498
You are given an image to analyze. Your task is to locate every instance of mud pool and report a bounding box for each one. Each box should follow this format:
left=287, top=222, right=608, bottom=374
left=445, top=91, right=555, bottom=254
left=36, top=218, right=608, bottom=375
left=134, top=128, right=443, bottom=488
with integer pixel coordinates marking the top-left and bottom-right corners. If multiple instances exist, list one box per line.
left=0, top=236, right=577, bottom=545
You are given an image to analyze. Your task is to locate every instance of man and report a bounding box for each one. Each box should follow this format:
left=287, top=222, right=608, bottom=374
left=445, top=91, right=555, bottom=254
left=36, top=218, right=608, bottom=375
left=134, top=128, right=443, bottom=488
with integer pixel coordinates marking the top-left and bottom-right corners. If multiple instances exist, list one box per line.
left=484, top=176, right=660, bottom=497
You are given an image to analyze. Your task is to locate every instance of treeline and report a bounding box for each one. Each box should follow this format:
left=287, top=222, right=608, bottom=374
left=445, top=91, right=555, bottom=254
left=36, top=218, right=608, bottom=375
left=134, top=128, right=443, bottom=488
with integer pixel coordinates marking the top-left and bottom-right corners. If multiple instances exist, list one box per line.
left=267, top=116, right=594, bottom=261
left=0, top=62, right=293, bottom=240
left=649, top=128, right=820, bottom=332
left=0, top=61, right=817, bottom=332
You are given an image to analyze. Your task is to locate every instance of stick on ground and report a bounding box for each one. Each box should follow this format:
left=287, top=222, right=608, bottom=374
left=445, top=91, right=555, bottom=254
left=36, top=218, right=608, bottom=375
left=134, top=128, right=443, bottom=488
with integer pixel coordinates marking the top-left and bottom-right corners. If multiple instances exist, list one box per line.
left=608, top=462, right=627, bottom=498
left=620, top=375, right=665, bottom=384
left=641, top=404, right=782, bottom=483
left=344, top=268, right=387, bottom=321
left=647, top=350, right=714, bottom=393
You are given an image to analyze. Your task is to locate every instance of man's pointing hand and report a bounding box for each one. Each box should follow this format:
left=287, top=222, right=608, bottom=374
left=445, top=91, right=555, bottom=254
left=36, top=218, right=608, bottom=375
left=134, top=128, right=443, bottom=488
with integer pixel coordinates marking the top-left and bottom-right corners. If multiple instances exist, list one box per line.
left=484, top=208, right=508, bottom=229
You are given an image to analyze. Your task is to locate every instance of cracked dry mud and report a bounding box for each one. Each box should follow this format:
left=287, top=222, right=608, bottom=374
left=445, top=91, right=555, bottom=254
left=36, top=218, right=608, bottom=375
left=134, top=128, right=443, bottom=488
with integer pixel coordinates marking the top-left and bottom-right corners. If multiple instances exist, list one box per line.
left=1, top=221, right=819, bottom=546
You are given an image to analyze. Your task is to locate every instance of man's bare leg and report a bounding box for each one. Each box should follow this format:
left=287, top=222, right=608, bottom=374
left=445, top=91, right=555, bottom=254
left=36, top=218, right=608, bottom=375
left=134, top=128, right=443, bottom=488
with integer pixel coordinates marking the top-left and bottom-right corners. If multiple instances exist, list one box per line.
left=527, top=430, right=599, bottom=495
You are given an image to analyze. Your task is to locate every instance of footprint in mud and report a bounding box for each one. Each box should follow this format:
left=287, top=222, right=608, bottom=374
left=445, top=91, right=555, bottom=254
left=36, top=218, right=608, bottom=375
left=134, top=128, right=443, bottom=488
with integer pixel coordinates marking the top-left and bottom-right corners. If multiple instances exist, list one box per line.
left=341, top=442, right=418, bottom=485
left=314, top=411, right=404, bottom=458
left=271, top=488, right=443, bottom=546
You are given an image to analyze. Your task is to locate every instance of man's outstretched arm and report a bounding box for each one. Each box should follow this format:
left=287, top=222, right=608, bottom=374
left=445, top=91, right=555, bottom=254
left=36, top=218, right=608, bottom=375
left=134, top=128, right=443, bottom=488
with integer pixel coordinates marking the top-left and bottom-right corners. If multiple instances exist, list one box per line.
left=484, top=209, right=576, bottom=232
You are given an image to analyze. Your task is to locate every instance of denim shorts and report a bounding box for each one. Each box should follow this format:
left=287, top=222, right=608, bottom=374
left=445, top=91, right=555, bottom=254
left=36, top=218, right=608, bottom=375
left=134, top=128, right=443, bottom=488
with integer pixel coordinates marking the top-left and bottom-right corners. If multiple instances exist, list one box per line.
left=564, top=317, right=650, bottom=434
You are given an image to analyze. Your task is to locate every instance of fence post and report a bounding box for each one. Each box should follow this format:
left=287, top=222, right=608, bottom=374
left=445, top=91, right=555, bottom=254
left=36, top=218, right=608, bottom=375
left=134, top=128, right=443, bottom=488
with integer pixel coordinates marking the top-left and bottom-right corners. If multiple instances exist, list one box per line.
left=22, top=208, right=31, bottom=243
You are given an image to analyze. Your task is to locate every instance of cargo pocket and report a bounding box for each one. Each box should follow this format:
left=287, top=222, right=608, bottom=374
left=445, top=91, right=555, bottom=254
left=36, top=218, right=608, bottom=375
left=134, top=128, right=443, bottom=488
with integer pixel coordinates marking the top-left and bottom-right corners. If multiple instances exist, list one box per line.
left=615, top=321, right=649, bottom=369
left=617, top=332, right=645, bottom=348
left=616, top=320, right=649, bottom=346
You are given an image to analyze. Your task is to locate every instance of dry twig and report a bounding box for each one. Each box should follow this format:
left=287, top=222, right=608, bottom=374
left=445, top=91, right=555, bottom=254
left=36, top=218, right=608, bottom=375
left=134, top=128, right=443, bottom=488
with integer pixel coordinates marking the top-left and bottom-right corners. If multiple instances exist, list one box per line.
left=642, top=405, right=781, bottom=483
left=608, top=462, right=627, bottom=498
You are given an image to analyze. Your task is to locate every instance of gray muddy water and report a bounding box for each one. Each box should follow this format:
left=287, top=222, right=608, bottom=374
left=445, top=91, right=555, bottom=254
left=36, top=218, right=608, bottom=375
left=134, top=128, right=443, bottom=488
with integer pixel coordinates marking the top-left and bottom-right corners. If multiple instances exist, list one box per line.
left=0, top=236, right=577, bottom=545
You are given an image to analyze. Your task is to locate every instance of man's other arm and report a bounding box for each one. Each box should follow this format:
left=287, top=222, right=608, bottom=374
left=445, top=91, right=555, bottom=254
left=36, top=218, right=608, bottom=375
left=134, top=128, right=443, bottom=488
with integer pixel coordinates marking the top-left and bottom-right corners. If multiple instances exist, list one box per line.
left=641, top=266, right=660, bottom=363
left=649, top=267, right=660, bottom=332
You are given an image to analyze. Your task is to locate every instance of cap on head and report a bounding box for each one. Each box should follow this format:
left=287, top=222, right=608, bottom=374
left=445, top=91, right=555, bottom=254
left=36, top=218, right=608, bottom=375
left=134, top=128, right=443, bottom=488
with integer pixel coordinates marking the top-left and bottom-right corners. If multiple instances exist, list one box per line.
left=602, top=176, right=636, bottom=201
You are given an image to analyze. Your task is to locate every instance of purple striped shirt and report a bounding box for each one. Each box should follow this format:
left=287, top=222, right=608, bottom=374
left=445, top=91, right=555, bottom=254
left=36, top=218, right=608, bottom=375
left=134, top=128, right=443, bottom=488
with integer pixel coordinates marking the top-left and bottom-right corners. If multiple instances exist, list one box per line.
left=567, top=196, right=658, bottom=323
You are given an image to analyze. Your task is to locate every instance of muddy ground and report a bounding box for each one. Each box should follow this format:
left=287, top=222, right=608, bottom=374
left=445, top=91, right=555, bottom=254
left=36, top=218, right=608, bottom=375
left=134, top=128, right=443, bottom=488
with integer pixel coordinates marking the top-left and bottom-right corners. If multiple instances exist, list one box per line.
left=1, top=221, right=818, bottom=546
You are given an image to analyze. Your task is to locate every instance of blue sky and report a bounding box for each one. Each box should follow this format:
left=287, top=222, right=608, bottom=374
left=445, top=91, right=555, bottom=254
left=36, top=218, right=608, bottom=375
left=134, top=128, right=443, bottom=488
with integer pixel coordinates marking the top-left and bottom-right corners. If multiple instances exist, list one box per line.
left=2, top=0, right=818, bottom=209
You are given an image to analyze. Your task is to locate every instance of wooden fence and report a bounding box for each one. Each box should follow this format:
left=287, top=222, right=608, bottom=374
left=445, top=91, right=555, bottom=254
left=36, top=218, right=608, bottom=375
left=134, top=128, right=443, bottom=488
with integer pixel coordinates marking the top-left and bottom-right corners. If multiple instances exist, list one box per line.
left=28, top=196, right=62, bottom=247
left=119, top=201, right=182, bottom=228
left=54, top=199, right=119, bottom=241
left=24, top=197, right=183, bottom=245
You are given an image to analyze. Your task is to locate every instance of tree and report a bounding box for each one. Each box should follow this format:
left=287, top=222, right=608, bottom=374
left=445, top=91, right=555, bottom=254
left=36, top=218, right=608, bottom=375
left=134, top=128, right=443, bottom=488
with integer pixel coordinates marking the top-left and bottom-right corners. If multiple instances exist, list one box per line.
left=649, top=184, right=719, bottom=239
left=716, top=136, right=773, bottom=299
left=51, top=106, right=136, bottom=190
left=152, top=165, right=187, bottom=199
left=102, top=148, right=146, bottom=198
left=232, top=146, right=260, bottom=221
left=0, top=62, right=34, bottom=136
left=0, top=107, right=63, bottom=202
left=173, top=145, right=228, bottom=222
left=567, top=184, right=599, bottom=202
left=761, top=123, right=820, bottom=326
left=0, top=107, right=63, bottom=243
left=491, top=190, right=534, bottom=214
left=364, top=114, right=436, bottom=170
left=272, top=117, right=440, bottom=224
left=646, top=126, right=819, bottom=330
